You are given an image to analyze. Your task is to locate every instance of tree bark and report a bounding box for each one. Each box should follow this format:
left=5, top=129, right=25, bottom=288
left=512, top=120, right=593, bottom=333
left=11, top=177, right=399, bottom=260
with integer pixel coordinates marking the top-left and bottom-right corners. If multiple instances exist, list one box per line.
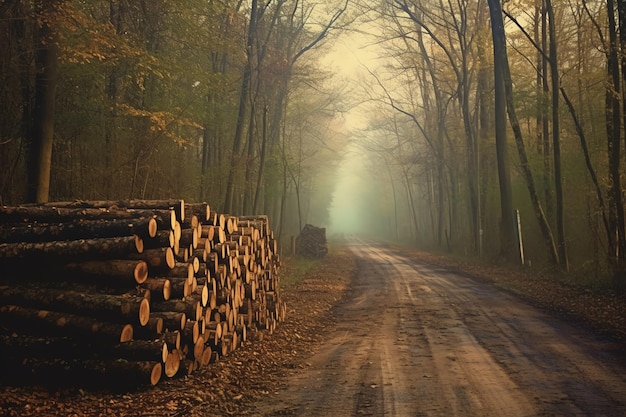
left=487, top=0, right=516, bottom=261
left=0, top=304, right=133, bottom=343
left=54, top=259, right=148, bottom=285
left=0, top=235, right=142, bottom=264
left=546, top=0, right=569, bottom=270
left=0, top=287, right=150, bottom=326
left=141, top=277, right=171, bottom=301
left=128, top=247, right=176, bottom=273
left=27, top=0, right=59, bottom=203
left=150, top=298, right=202, bottom=322
left=0, top=205, right=176, bottom=227
left=0, top=357, right=161, bottom=388
left=607, top=0, right=626, bottom=283
left=151, top=311, right=186, bottom=332
left=0, top=217, right=158, bottom=243
left=224, top=0, right=258, bottom=214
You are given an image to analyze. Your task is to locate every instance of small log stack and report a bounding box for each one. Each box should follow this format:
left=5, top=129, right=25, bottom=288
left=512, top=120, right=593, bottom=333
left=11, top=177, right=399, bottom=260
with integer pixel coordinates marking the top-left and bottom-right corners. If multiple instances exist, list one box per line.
left=0, top=199, right=284, bottom=390
left=295, top=224, right=328, bottom=258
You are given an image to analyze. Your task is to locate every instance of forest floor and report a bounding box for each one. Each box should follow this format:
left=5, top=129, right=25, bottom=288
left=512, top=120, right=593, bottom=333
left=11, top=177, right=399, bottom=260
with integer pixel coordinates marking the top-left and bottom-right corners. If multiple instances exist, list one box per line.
left=1, top=238, right=625, bottom=416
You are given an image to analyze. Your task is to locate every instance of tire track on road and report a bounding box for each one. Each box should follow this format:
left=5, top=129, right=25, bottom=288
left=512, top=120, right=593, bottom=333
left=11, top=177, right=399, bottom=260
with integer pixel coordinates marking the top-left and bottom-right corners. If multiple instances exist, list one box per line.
left=254, top=239, right=626, bottom=416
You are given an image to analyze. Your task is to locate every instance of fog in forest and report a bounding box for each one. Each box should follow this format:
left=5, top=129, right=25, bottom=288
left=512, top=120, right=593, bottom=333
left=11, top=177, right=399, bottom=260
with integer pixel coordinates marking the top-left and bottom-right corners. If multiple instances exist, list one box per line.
left=324, top=25, right=394, bottom=239
left=4, top=1, right=626, bottom=283
left=327, top=139, right=399, bottom=240
left=328, top=145, right=368, bottom=236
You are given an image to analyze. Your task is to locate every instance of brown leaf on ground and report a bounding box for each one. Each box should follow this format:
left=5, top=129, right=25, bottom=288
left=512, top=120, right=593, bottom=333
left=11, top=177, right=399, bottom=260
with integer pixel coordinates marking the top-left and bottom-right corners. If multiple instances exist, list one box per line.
left=2, top=243, right=624, bottom=416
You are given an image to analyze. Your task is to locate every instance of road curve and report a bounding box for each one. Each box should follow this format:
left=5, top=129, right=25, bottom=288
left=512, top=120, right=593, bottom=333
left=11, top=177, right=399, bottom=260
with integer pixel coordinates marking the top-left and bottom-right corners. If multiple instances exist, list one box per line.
left=255, top=238, right=626, bottom=416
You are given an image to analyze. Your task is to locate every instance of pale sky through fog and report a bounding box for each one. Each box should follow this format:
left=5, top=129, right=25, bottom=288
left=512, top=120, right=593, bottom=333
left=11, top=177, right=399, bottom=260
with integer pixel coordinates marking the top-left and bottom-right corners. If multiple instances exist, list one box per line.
left=323, top=26, right=385, bottom=237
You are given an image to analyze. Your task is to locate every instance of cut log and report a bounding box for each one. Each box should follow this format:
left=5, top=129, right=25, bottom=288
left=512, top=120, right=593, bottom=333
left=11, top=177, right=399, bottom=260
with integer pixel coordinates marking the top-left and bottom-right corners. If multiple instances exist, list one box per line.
left=151, top=311, right=186, bottom=331
left=0, top=217, right=159, bottom=243
left=0, top=334, right=92, bottom=360
left=163, top=348, right=181, bottom=377
left=109, top=339, right=168, bottom=363
left=0, top=205, right=177, bottom=228
left=0, top=235, right=143, bottom=264
left=150, top=298, right=203, bottom=321
left=167, top=276, right=188, bottom=300
left=128, top=247, right=175, bottom=273
left=140, top=278, right=171, bottom=301
left=27, top=199, right=183, bottom=213
left=132, top=317, right=163, bottom=340
left=0, top=305, right=133, bottom=343
left=199, top=345, right=212, bottom=367
left=181, top=319, right=202, bottom=345
left=184, top=285, right=208, bottom=308
left=140, top=230, right=175, bottom=250
left=0, top=199, right=285, bottom=391
left=185, top=202, right=210, bottom=222
left=161, top=330, right=181, bottom=351
left=179, top=229, right=198, bottom=249
left=295, top=224, right=327, bottom=258
left=193, top=335, right=205, bottom=360
left=0, top=357, right=162, bottom=389
left=0, top=286, right=150, bottom=326
left=163, top=262, right=194, bottom=281
left=55, top=259, right=149, bottom=285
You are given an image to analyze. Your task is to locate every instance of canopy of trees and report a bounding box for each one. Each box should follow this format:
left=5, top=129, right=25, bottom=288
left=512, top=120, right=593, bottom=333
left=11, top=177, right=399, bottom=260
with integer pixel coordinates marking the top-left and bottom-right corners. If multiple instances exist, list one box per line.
left=0, top=0, right=351, bottom=242
left=2, top=0, right=626, bottom=287
left=342, top=0, right=626, bottom=287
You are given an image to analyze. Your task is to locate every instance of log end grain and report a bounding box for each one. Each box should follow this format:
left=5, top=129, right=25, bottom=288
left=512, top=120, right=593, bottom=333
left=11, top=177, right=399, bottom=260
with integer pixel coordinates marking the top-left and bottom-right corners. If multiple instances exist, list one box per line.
left=120, top=324, right=134, bottom=343
left=165, top=247, right=175, bottom=269
left=193, top=335, right=204, bottom=360
left=150, top=362, right=162, bottom=386
left=164, top=350, right=180, bottom=377
left=162, top=279, right=171, bottom=301
left=134, top=235, right=144, bottom=254
left=148, top=217, right=158, bottom=238
left=161, top=342, right=168, bottom=363
left=200, top=345, right=212, bottom=367
left=139, top=298, right=150, bottom=327
left=134, top=261, right=149, bottom=284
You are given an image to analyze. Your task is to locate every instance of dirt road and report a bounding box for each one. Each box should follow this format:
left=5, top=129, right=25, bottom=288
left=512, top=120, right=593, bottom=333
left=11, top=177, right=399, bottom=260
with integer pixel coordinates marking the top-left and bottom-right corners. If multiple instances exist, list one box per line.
left=254, top=238, right=626, bottom=416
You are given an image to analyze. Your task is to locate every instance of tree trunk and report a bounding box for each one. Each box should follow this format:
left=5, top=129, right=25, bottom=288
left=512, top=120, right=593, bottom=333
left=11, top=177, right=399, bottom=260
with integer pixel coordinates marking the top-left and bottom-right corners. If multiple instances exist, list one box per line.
left=546, top=0, right=569, bottom=271
left=494, top=0, right=560, bottom=265
left=487, top=0, right=516, bottom=261
left=606, top=0, right=626, bottom=283
left=224, top=0, right=258, bottom=214
left=27, top=0, right=59, bottom=203
left=253, top=106, right=269, bottom=213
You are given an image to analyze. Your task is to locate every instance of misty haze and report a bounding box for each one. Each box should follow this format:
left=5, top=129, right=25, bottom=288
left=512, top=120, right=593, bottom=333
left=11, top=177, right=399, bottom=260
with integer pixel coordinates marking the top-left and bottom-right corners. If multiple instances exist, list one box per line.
left=2, top=1, right=626, bottom=416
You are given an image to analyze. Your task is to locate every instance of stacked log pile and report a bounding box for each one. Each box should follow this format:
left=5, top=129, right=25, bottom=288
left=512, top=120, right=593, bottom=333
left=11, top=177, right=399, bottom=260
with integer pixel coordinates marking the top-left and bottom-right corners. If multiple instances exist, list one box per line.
left=0, top=199, right=284, bottom=390
left=295, top=224, right=328, bottom=258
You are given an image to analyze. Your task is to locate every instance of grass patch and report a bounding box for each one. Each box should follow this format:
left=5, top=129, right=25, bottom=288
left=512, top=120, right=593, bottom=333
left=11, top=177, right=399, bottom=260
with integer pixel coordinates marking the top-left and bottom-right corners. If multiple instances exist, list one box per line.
left=280, top=255, right=321, bottom=287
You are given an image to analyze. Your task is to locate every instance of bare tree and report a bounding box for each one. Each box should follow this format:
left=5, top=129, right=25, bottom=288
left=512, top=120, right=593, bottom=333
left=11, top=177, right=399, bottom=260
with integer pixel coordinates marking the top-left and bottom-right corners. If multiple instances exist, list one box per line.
left=488, top=0, right=559, bottom=264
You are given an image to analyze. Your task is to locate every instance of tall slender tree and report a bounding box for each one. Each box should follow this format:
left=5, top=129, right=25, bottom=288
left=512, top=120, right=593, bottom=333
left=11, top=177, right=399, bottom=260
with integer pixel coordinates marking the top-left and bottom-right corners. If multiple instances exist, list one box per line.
left=27, top=0, right=61, bottom=203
